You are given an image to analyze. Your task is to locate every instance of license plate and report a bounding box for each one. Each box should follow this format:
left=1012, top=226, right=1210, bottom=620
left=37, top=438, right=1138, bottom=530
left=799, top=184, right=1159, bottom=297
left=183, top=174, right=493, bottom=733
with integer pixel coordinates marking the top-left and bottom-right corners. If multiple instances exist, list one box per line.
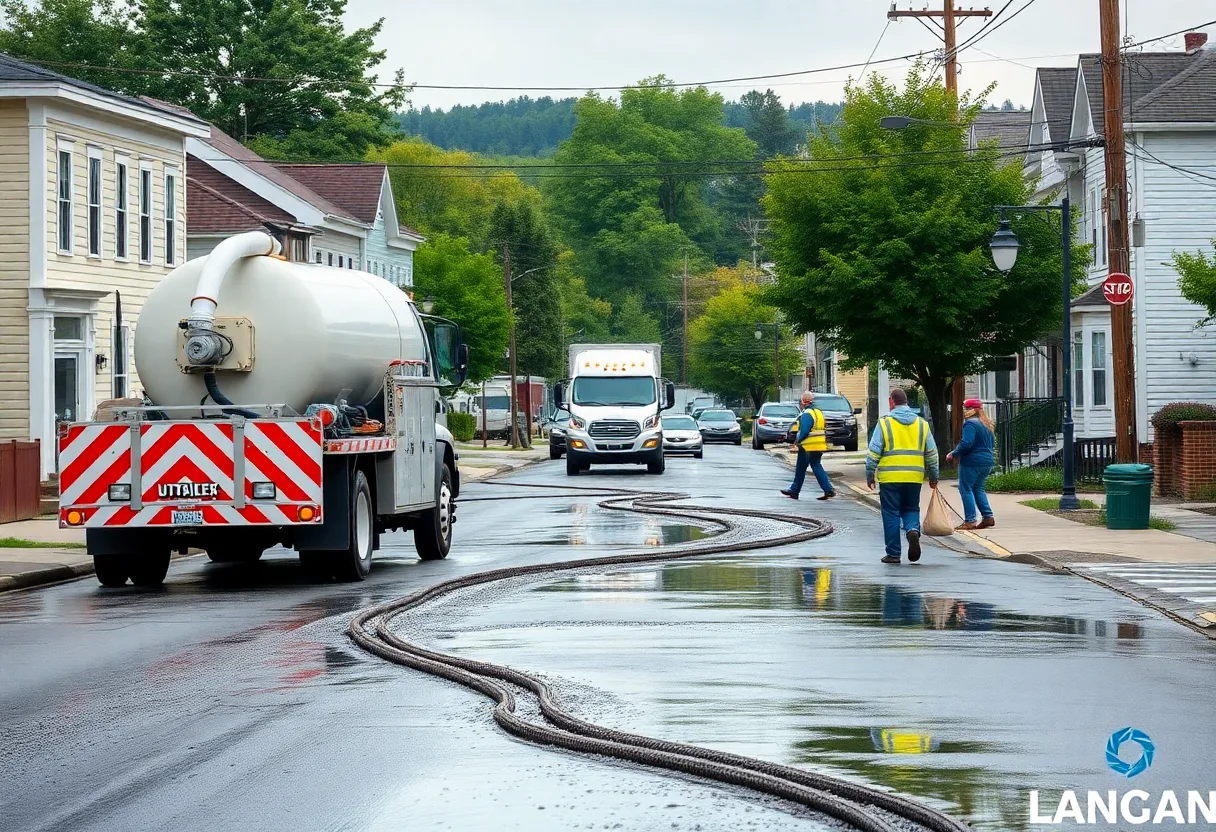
left=172, top=510, right=204, bottom=525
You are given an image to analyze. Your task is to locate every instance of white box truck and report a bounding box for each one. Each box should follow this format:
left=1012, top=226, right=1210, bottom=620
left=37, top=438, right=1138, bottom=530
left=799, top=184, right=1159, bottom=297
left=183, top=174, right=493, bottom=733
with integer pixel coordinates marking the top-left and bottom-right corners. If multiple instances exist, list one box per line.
left=554, top=344, right=675, bottom=476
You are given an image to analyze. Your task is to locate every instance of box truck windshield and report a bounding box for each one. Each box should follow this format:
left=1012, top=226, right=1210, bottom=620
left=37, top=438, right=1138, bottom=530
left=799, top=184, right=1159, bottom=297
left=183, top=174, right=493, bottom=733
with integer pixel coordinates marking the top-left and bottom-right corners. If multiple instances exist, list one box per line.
left=479, top=394, right=510, bottom=410
left=572, top=376, right=656, bottom=406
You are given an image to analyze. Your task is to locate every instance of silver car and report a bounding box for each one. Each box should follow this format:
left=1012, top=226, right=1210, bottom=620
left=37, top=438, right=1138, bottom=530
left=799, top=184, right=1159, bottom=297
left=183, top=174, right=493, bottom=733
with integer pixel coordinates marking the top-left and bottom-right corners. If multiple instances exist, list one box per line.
left=697, top=409, right=742, bottom=445
left=661, top=414, right=703, bottom=458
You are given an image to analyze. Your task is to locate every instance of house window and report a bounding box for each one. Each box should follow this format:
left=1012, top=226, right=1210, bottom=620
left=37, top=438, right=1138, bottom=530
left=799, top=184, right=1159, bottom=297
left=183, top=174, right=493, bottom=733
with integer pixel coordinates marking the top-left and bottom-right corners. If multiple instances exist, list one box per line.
left=112, top=323, right=131, bottom=398
left=57, top=149, right=73, bottom=253
left=1073, top=331, right=1084, bottom=408
left=314, top=250, right=322, bottom=264
left=164, top=169, right=177, bottom=265
left=328, top=252, right=334, bottom=266
left=402, top=260, right=413, bottom=287
left=1092, top=331, right=1107, bottom=407
left=87, top=149, right=102, bottom=256
left=115, top=158, right=128, bottom=259
left=979, top=373, right=991, bottom=401
left=139, top=165, right=152, bottom=263
left=1090, top=189, right=1098, bottom=265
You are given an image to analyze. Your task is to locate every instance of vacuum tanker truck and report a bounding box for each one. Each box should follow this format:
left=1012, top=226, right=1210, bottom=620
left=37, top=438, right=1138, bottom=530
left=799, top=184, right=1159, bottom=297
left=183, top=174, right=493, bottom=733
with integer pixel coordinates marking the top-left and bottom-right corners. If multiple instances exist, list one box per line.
left=57, top=231, right=469, bottom=587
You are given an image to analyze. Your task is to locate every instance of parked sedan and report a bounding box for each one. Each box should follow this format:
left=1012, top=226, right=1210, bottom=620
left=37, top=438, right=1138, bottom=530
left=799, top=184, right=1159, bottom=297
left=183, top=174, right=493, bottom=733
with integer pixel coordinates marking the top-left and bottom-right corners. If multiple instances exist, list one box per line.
left=543, top=410, right=572, bottom=459
left=661, top=414, right=703, bottom=457
left=697, top=409, right=742, bottom=445
left=752, top=402, right=801, bottom=449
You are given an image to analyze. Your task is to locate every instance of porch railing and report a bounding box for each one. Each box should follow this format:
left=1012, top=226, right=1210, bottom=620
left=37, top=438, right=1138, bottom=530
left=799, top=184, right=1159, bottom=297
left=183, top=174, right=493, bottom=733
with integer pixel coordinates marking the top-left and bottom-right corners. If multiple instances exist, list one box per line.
left=995, top=397, right=1064, bottom=473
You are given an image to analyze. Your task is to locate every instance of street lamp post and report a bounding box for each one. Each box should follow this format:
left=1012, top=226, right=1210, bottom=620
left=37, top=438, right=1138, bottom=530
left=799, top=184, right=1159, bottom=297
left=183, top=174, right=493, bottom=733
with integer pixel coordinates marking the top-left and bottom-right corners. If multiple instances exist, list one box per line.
left=754, top=323, right=781, bottom=402
left=989, top=198, right=1080, bottom=511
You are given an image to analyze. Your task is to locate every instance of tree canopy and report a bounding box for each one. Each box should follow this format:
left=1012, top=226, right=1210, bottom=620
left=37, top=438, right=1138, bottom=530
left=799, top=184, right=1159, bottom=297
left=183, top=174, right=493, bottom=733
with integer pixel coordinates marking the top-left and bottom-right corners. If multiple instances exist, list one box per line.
left=764, top=63, right=1086, bottom=446
left=490, top=200, right=564, bottom=379
left=1175, top=241, right=1216, bottom=327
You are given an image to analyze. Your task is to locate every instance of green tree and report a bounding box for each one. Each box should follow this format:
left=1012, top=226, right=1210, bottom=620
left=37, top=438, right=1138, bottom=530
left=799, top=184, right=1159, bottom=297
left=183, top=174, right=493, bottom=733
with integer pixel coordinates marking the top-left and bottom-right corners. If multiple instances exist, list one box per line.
left=412, top=234, right=509, bottom=383
left=544, top=79, right=755, bottom=302
left=737, top=89, right=800, bottom=157
left=489, top=200, right=563, bottom=378
left=555, top=252, right=613, bottom=345
left=0, top=0, right=142, bottom=89
left=611, top=293, right=662, bottom=343
left=688, top=283, right=802, bottom=409
left=1175, top=241, right=1216, bottom=326
left=764, top=63, right=1086, bottom=448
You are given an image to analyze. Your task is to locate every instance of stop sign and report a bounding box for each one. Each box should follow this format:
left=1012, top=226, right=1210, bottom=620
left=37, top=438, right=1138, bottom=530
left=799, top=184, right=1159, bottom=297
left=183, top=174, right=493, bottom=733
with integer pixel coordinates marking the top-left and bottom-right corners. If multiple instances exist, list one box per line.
left=1103, top=273, right=1133, bottom=306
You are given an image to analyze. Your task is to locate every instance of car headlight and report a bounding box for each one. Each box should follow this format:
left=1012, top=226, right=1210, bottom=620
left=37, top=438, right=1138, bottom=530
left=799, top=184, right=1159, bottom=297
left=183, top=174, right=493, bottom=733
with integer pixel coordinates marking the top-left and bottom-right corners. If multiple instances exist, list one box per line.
left=844, top=417, right=857, bottom=426
left=551, top=427, right=566, bottom=437
left=569, top=415, right=585, bottom=431
left=643, top=415, right=658, bottom=430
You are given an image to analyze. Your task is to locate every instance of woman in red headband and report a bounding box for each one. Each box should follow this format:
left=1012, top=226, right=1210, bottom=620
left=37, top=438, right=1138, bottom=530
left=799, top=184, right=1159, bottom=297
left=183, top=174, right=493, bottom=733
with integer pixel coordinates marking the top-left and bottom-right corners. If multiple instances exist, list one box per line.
left=946, top=398, right=996, bottom=530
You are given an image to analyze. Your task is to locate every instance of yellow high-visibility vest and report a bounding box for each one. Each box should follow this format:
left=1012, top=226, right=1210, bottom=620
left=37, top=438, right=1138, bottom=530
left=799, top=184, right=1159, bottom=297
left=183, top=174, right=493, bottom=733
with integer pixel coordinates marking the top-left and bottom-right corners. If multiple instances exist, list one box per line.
left=798, top=407, right=827, bottom=452
left=872, top=415, right=928, bottom=484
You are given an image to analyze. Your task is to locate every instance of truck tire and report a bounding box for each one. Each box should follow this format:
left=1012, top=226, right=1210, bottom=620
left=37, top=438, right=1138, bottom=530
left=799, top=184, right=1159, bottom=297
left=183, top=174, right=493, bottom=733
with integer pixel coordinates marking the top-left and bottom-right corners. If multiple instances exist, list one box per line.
left=566, top=453, right=582, bottom=476
left=415, top=463, right=454, bottom=561
left=93, top=554, right=129, bottom=588
left=646, top=450, right=665, bottom=474
left=128, top=550, right=171, bottom=587
left=332, top=469, right=374, bottom=582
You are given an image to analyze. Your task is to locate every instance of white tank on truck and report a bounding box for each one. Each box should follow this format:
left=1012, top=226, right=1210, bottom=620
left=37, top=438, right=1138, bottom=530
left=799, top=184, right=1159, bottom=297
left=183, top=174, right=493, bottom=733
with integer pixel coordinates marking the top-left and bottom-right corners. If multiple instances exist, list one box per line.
left=554, top=343, right=675, bottom=476
left=58, top=232, right=470, bottom=588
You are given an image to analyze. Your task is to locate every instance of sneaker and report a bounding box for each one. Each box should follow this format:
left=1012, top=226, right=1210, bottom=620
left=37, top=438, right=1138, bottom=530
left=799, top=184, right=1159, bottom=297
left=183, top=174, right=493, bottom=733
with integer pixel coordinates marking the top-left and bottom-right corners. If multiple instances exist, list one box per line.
left=881, top=555, right=901, bottom=564
left=816, top=492, right=836, bottom=501
left=978, top=517, right=995, bottom=529
left=780, top=489, right=799, bottom=500
left=906, top=530, right=922, bottom=562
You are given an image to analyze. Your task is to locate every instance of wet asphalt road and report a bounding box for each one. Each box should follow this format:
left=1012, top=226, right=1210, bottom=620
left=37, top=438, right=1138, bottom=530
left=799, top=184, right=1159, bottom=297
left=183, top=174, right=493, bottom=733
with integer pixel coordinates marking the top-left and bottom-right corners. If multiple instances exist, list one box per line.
left=3, top=446, right=1216, bottom=831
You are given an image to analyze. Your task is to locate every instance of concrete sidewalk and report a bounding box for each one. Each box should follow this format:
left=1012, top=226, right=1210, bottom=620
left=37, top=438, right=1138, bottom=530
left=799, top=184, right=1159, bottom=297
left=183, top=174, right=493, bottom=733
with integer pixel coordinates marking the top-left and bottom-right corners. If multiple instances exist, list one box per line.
left=457, top=445, right=550, bottom=481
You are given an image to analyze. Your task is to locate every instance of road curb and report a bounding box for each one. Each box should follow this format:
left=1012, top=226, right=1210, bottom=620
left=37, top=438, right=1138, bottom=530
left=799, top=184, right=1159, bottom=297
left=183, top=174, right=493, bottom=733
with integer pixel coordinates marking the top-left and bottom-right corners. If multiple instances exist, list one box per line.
left=0, top=562, right=94, bottom=592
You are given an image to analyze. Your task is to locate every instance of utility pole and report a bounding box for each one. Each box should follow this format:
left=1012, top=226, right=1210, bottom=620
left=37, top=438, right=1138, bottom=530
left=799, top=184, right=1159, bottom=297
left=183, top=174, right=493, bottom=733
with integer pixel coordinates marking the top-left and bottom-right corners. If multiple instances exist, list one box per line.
left=682, top=253, right=689, bottom=385
left=887, top=2, right=992, bottom=95
left=773, top=326, right=781, bottom=402
left=1099, top=0, right=1138, bottom=462
left=503, top=243, right=519, bottom=449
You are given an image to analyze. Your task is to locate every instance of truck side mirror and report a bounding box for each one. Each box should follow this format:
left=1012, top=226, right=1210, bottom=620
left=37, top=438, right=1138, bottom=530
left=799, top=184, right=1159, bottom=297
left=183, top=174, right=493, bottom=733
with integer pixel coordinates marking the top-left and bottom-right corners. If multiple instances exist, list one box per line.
left=664, top=380, right=676, bottom=411
left=553, top=382, right=565, bottom=408
left=457, top=343, right=470, bottom=385
left=853, top=407, right=862, bottom=415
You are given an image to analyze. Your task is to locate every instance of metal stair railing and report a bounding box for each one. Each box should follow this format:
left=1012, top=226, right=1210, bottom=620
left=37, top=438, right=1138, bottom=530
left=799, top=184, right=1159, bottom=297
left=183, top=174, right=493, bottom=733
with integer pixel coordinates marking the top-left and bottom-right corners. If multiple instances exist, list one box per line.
left=995, top=397, right=1065, bottom=473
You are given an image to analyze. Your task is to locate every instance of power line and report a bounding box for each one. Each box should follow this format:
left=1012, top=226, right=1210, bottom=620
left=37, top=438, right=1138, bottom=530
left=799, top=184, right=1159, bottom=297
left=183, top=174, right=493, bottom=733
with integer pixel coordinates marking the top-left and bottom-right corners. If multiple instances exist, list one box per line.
left=1123, top=18, right=1216, bottom=50
left=953, top=0, right=1019, bottom=55
left=860, top=20, right=893, bottom=80
left=956, top=0, right=1041, bottom=55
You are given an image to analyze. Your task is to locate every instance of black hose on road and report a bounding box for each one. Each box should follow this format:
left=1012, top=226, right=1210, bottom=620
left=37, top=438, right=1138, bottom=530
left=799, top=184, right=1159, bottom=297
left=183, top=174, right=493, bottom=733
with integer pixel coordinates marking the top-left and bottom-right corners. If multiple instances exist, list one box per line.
left=349, top=481, right=973, bottom=832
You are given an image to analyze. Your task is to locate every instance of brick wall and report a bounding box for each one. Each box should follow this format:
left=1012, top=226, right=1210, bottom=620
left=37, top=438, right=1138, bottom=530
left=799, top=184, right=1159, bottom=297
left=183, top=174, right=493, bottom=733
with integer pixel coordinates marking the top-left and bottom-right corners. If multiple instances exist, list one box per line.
left=1156, top=422, right=1216, bottom=499
left=1154, top=431, right=1181, bottom=496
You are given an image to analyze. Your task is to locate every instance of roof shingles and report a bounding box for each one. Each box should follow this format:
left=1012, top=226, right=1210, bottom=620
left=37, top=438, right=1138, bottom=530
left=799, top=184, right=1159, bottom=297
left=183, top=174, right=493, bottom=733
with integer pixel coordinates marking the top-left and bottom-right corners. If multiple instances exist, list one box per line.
left=272, top=164, right=387, bottom=225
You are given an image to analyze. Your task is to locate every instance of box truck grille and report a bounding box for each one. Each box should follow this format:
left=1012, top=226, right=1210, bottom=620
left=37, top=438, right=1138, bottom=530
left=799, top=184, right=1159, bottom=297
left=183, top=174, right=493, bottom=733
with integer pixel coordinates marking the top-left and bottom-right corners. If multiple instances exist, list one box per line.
left=589, top=420, right=641, bottom=440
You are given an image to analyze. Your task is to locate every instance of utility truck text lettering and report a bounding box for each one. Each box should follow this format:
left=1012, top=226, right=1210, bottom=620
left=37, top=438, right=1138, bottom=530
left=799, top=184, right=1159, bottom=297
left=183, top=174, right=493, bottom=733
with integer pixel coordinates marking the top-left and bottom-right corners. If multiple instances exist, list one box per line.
left=158, top=482, right=219, bottom=499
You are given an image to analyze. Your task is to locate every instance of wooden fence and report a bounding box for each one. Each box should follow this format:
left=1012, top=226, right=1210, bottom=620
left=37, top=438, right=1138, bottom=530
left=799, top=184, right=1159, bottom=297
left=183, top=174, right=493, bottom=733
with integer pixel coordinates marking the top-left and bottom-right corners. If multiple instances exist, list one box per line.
left=0, top=440, right=42, bottom=523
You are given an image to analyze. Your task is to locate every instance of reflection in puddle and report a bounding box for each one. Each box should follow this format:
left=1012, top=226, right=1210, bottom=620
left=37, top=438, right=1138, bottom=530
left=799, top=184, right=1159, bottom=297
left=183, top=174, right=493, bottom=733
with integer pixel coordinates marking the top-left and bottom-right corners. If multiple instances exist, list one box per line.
left=542, top=502, right=715, bottom=546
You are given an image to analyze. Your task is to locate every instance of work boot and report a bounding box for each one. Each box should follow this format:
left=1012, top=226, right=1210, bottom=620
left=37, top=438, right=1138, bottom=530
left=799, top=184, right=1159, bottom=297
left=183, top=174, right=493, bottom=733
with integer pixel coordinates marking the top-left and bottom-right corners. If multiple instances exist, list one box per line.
left=816, top=492, right=836, bottom=501
left=906, top=530, right=922, bottom=562
left=780, top=489, right=799, bottom=500
left=881, top=555, right=901, bottom=564
left=978, top=517, right=995, bottom=529
left=955, top=521, right=978, bottom=531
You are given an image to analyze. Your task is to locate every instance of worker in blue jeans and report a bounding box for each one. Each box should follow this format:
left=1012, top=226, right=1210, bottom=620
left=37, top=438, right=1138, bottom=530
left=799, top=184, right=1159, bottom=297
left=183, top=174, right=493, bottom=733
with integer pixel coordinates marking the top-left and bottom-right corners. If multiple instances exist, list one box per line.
left=781, top=391, right=836, bottom=501
left=946, top=398, right=996, bottom=530
left=865, top=388, right=940, bottom=564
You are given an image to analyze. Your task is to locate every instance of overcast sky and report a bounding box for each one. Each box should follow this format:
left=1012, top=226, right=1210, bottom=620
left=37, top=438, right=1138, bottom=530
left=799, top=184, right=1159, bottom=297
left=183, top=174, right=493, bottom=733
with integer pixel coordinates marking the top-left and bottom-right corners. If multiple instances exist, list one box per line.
left=344, top=1, right=1215, bottom=112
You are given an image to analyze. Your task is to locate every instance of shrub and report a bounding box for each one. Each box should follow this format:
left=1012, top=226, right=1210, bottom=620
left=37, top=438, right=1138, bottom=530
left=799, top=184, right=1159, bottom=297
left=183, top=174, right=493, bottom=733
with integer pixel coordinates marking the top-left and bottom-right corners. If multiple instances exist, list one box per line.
left=448, top=411, right=476, bottom=442
left=985, top=467, right=1063, bottom=492
left=1150, top=402, right=1216, bottom=434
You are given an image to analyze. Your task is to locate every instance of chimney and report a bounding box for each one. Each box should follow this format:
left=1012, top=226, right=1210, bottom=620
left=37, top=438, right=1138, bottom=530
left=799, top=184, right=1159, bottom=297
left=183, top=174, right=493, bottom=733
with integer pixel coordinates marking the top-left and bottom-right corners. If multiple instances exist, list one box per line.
left=1184, top=32, right=1208, bottom=53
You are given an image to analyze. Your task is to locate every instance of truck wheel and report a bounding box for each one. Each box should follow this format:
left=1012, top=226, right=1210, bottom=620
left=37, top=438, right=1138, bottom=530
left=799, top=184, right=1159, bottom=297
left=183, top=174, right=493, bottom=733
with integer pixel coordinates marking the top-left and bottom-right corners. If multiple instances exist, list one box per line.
left=566, top=453, right=581, bottom=476
left=647, top=450, right=666, bottom=474
left=128, top=550, right=171, bottom=587
left=333, top=470, right=374, bottom=582
left=93, top=554, right=129, bottom=588
left=415, top=463, right=454, bottom=561
left=549, top=445, right=562, bottom=460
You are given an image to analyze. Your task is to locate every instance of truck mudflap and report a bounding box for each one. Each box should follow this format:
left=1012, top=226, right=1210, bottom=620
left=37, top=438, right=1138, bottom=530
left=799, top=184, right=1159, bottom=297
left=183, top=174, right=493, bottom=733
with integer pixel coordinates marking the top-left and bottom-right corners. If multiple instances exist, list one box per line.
left=58, top=418, right=323, bottom=528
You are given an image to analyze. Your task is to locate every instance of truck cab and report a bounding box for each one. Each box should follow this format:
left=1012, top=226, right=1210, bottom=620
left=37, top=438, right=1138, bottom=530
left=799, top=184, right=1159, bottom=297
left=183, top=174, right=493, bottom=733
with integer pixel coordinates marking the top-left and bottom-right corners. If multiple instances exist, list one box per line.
left=555, top=345, right=675, bottom=476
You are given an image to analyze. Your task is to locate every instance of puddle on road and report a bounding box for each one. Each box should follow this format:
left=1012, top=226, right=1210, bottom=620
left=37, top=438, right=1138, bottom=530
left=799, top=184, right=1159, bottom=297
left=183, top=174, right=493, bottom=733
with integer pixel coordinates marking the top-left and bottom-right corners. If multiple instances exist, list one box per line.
left=535, top=503, right=715, bottom=547
left=541, top=562, right=1143, bottom=638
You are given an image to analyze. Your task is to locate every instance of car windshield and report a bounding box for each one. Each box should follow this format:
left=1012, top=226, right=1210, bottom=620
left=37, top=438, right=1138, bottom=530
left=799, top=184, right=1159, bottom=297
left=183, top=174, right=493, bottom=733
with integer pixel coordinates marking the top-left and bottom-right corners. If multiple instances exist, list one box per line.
left=572, top=376, right=656, bottom=406
left=700, top=410, right=735, bottom=422
left=662, top=416, right=697, bottom=430
left=762, top=405, right=800, bottom=418
left=813, top=395, right=852, bottom=412
left=479, top=395, right=510, bottom=410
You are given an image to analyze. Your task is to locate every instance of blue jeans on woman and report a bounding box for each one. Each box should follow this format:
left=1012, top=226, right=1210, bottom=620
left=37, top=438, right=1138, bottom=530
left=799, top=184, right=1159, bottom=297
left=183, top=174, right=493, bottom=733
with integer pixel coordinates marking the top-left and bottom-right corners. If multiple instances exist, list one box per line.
left=957, top=464, right=993, bottom=524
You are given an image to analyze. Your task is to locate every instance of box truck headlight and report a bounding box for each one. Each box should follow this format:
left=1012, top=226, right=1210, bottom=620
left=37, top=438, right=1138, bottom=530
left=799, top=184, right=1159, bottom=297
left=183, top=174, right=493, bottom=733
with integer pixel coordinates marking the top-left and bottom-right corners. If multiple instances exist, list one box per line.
left=252, top=482, right=277, bottom=499
left=569, top=415, right=586, bottom=431
left=643, top=415, right=658, bottom=430
left=108, top=483, right=132, bottom=502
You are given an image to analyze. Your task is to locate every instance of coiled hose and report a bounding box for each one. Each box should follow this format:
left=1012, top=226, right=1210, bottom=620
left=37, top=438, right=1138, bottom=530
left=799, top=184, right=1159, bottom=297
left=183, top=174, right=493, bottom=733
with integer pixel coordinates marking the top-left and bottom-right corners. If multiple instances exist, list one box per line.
left=203, top=372, right=259, bottom=419
left=350, top=482, right=973, bottom=832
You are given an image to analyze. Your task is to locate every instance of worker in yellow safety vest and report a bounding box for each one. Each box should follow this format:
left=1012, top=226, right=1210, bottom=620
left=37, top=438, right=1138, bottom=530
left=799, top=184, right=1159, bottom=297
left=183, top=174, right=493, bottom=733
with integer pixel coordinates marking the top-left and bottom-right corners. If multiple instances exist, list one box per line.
left=781, top=391, right=836, bottom=501
left=865, top=387, right=939, bottom=564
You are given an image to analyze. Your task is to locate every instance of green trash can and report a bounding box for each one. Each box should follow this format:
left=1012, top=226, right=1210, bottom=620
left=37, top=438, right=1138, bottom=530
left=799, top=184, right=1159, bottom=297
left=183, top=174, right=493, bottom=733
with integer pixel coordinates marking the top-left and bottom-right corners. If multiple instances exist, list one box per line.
left=1104, top=463, right=1154, bottom=530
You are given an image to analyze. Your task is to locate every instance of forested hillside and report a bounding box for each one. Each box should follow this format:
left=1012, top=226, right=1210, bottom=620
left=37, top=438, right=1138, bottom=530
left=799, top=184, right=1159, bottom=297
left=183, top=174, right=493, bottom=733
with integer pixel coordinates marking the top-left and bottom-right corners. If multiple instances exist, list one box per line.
left=400, top=94, right=843, bottom=157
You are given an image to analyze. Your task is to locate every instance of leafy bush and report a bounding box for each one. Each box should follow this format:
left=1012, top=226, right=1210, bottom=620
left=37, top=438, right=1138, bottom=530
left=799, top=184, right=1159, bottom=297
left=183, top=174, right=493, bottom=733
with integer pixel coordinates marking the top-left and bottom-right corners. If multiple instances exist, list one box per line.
left=448, top=411, right=476, bottom=442
left=985, top=467, right=1063, bottom=492
left=1150, top=402, right=1216, bottom=434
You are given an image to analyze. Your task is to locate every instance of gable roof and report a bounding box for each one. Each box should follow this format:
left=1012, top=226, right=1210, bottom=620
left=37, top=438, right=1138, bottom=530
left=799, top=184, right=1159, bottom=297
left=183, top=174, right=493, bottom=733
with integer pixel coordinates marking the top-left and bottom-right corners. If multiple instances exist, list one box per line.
left=1036, top=67, right=1077, bottom=144
left=196, top=125, right=358, bottom=222
left=971, top=111, right=1032, bottom=151
left=186, top=154, right=304, bottom=234
left=1073, top=282, right=1110, bottom=309
left=1129, top=49, right=1216, bottom=124
left=1077, top=52, right=1201, bottom=135
left=0, top=52, right=208, bottom=130
left=272, top=163, right=387, bottom=224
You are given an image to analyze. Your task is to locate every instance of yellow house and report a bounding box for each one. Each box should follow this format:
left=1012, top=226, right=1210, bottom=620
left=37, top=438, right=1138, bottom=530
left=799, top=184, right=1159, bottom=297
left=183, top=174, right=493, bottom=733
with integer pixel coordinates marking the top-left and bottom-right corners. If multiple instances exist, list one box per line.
left=0, top=55, right=208, bottom=476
